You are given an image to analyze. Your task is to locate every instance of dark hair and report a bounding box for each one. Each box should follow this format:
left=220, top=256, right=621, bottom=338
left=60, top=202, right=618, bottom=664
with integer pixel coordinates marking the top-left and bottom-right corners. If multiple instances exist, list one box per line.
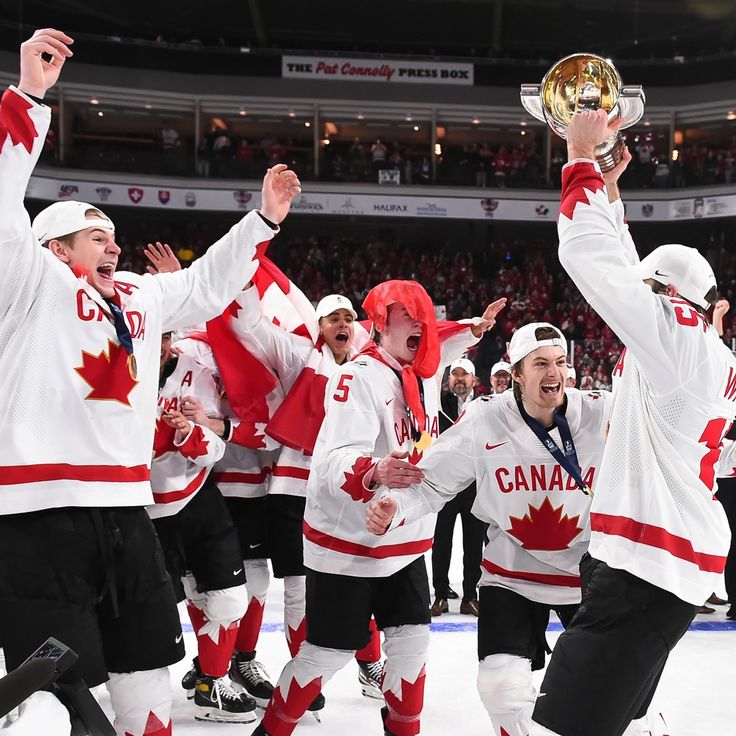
left=648, top=279, right=719, bottom=315
left=511, top=326, right=563, bottom=401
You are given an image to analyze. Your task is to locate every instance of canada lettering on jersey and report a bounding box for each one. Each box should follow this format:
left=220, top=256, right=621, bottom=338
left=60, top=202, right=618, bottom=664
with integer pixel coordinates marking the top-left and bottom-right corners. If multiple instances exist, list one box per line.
left=158, top=395, right=179, bottom=412
left=394, top=415, right=439, bottom=445
left=76, top=289, right=147, bottom=339
left=495, top=464, right=596, bottom=493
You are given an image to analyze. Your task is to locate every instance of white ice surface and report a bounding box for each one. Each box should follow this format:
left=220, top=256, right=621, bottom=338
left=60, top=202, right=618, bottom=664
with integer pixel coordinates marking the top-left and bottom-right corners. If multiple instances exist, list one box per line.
left=88, top=534, right=735, bottom=736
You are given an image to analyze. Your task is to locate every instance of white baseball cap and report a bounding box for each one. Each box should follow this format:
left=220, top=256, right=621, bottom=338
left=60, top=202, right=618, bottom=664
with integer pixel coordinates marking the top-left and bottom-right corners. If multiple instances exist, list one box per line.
left=567, top=364, right=577, bottom=381
left=508, top=322, right=567, bottom=365
left=450, top=357, right=475, bottom=375
left=636, top=243, right=716, bottom=310
left=315, top=294, right=357, bottom=320
left=490, top=360, right=512, bottom=376
left=32, top=201, right=115, bottom=244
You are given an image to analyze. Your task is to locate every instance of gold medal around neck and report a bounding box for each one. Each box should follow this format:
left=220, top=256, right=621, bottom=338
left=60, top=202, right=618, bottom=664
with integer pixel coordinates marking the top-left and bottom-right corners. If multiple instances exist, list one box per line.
left=414, top=431, right=433, bottom=451
left=127, top=354, right=138, bottom=380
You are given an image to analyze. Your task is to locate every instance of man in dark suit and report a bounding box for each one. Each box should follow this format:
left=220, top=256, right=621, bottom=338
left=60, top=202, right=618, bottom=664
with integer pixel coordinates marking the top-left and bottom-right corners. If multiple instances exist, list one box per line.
left=430, top=358, right=487, bottom=617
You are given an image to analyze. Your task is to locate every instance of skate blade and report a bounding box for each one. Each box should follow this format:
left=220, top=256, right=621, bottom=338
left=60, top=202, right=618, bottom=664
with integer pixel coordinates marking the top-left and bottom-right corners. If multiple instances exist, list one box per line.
left=229, top=680, right=271, bottom=709
left=360, top=684, right=384, bottom=700
left=194, top=709, right=257, bottom=724
left=311, top=711, right=321, bottom=723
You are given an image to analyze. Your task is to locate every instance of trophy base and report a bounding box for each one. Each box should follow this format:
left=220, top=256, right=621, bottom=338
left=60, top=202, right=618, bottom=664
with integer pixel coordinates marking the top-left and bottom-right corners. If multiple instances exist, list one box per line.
left=595, top=133, right=626, bottom=173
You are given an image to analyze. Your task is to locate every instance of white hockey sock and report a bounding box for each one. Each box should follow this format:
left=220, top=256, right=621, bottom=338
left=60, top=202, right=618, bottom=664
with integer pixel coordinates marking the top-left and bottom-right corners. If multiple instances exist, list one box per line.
left=106, top=668, right=172, bottom=736
left=477, top=654, right=536, bottom=736
left=283, top=575, right=306, bottom=657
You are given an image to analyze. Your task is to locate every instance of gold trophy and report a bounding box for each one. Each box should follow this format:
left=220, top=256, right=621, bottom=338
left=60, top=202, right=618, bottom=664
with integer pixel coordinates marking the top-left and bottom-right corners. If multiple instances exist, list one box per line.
left=520, top=53, right=645, bottom=171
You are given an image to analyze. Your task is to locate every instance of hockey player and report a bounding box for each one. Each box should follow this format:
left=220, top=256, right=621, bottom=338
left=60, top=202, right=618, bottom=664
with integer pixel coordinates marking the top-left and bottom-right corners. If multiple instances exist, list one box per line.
left=148, top=333, right=254, bottom=723
left=0, top=28, right=299, bottom=736
left=528, top=110, right=736, bottom=736
left=232, top=285, right=387, bottom=704
left=253, top=280, right=505, bottom=736
left=367, top=321, right=612, bottom=736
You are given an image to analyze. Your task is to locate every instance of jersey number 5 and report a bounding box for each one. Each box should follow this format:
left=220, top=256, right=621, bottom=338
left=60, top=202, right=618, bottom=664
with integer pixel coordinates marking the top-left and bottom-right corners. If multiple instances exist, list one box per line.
left=698, top=418, right=733, bottom=490
left=333, top=374, right=353, bottom=403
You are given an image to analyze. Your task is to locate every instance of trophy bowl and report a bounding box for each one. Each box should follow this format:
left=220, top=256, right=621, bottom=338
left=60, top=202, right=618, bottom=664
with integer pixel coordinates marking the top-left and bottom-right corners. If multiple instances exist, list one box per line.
left=521, top=53, right=645, bottom=172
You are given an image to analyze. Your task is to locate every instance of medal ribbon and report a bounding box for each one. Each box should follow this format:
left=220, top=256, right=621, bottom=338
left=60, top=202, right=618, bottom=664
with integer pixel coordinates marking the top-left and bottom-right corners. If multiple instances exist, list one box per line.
left=516, top=398, right=589, bottom=495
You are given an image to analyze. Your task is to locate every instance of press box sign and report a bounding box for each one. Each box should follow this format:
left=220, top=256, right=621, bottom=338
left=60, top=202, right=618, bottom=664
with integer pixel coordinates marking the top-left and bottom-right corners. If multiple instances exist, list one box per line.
left=282, top=55, right=473, bottom=85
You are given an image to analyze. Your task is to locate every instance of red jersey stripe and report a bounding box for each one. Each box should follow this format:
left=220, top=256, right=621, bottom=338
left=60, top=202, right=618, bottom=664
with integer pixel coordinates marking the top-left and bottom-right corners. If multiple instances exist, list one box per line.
left=481, top=559, right=581, bottom=587
left=303, top=521, right=432, bottom=559
left=0, top=463, right=150, bottom=485
left=590, top=512, right=727, bottom=574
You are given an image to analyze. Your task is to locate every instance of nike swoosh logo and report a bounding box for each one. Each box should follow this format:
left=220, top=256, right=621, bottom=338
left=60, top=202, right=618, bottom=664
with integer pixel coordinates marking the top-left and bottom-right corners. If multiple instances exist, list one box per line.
left=175, top=634, right=183, bottom=644
left=248, top=543, right=261, bottom=549
left=485, top=441, right=508, bottom=451
left=233, top=568, right=243, bottom=576
left=385, top=398, right=395, bottom=406
left=654, top=269, right=668, bottom=278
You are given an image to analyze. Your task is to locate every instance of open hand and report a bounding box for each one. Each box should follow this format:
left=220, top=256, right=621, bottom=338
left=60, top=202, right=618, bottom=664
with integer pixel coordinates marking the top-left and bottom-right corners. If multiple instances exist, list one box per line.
left=372, top=451, right=424, bottom=488
left=260, top=164, right=302, bottom=224
left=145, top=242, right=181, bottom=274
left=471, top=298, right=507, bottom=337
left=366, top=496, right=398, bottom=535
left=19, top=28, right=74, bottom=99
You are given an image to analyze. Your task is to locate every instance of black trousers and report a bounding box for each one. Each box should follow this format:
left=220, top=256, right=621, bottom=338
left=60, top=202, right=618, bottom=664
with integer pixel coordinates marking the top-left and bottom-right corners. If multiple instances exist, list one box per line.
left=716, top=477, right=736, bottom=606
left=532, top=554, right=696, bottom=736
left=430, top=485, right=486, bottom=600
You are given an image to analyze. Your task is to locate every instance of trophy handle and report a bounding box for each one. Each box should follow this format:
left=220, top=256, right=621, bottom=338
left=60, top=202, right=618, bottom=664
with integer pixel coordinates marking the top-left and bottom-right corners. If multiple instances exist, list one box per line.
left=616, top=86, right=646, bottom=129
left=520, top=85, right=547, bottom=123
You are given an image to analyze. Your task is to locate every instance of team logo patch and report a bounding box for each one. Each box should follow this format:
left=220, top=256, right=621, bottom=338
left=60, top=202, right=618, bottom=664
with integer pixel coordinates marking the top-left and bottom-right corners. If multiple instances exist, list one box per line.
left=95, top=186, right=112, bottom=202
left=233, top=190, right=252, bottom=208
left=58, top=184, right=78, bottom=198
left=535, top=203, right=550, bottom=216
left=158, top=189, right=171, bottom=205
left=185, top=192, right=197, bottom=207
left=480, top=198, right=499, bottom=214
left=641, top=203, right=653, bottom=217
left=128, top=187, right=144, bottom=204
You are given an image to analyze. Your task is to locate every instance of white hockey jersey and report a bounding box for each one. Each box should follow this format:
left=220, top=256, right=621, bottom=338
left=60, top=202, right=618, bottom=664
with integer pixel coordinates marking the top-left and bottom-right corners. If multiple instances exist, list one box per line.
left=147, top=339, right=225, bottom=519
left=304, top=342, right=479, bottom=578
left=0, top=86, right=273, bottom=514
left=390, top=389, right=612, bottom=605
left=558, top=159, right=736, bottom=606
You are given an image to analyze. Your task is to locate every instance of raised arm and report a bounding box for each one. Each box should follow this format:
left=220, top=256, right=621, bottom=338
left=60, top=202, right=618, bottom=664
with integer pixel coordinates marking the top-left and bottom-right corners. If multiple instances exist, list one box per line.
left=0, top=29, right=72, bottom=312
left=227, top=285, right=313, bottom=391
left=557, top=110, right=671, bottom=383
left=155, top=164, right=301, bottom=332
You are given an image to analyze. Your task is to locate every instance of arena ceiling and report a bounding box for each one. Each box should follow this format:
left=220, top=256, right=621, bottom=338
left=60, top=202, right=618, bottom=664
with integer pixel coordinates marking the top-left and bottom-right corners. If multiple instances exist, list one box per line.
left=1, top=0, right=735, bottom=62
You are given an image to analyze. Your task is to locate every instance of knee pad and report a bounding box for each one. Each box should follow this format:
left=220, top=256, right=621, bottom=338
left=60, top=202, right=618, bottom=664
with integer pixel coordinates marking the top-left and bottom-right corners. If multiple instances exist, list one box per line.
left=201, top=584, right=248, bottom=627
left=244, top=558, right=269, bottom=601
left=382, top=625, right=430, bottom=688
left=477, top=654, right=536, bottom=715
left=106, top=668, right=172, bottom=736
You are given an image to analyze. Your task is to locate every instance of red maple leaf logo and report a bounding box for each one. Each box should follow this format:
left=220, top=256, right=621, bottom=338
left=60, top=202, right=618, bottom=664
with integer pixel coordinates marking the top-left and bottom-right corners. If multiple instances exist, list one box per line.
left=506, top=497, right=583, bottom=550
left=558, top=161, right=606, bottom=220
left=153, top=416, right=177, bottom=459
left=263, top=675, right=322, bottom=736
left=179, top=425, right=209, bottom=460
left=125, top=711, right=171, bottom=736
left=230, top=421, right=266, bottom=449
left=74, top=339, right=138, bottom=406
left=408, top=448, right=423, bottom=465
left=384, top=667, right=426, bottom=733
left=340, top=456, right=375, bottom=502
left=0, top=90, right=38, bottom=155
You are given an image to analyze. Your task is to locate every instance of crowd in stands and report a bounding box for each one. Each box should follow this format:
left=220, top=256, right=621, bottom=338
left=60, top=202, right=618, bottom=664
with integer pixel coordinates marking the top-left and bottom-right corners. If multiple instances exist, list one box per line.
left=112, top=219, right=736, bottom=393
left=42, top=118, right=736, bottom=191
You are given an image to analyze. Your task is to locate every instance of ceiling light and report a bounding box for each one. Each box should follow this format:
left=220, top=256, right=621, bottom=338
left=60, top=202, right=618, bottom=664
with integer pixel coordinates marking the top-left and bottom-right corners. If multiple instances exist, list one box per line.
left=90, top=98, right=99, bottom=105
left=472, top=118, right=480, bottom=125
left=304, top=121, right=311, bottom=127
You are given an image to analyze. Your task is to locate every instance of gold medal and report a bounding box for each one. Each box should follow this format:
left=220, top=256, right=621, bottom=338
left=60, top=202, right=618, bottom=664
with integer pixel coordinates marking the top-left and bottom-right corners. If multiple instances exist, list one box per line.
left=127, top=354, right=138, bottom=380
left=414, top=431, right=432, bottom=451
